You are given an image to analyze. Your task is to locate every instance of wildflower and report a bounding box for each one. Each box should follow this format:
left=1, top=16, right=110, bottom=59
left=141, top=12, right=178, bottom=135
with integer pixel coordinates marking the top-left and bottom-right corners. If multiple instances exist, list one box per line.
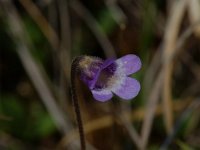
left=79, top=54, right=142, bottom=102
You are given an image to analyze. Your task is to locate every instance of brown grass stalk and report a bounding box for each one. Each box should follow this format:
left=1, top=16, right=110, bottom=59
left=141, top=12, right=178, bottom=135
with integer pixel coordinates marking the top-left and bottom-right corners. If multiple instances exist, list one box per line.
left=140, top=13, right=199, bottom=150
left=69, top=0, right=116, bottom=58
left=188, top=0, right=200, bottom=38
left=58, top=97, right=192, bottom=149
left=162, top=0, right=188, bottom=134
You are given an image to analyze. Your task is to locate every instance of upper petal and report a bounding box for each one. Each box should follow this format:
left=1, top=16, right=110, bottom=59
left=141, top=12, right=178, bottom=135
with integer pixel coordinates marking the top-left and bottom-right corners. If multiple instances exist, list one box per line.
left=101, top=58, right=116, bottom=69
left=116, top=54, right=141, bottom=75
left=112, top=77, right=140, bottom=100
left=91, top=89, right=113, bottom=102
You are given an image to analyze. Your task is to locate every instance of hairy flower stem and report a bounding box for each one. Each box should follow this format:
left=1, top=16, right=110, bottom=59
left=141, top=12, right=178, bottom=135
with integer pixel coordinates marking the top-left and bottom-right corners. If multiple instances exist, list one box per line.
left=71, top=56, right=86, bottom=150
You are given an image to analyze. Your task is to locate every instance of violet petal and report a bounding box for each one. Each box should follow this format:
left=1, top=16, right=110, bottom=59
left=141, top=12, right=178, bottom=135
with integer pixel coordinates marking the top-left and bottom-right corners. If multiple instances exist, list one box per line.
left=116, top=54, right=141, bottom=75
left=91, top=89, right=113, bottom=102
left=112, top=77, right=140, bottom=100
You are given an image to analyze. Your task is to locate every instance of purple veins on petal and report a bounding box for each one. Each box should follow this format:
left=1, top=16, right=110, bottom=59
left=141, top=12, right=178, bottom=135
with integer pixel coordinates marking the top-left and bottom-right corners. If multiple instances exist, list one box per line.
left=94, top=62, right=116, bottom=89
left=89, top=58, right=116, bottom=90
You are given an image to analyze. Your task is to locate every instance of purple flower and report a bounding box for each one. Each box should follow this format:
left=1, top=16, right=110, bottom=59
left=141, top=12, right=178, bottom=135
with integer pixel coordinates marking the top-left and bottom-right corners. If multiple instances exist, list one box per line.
left=79, top=54, right=142, bottom=102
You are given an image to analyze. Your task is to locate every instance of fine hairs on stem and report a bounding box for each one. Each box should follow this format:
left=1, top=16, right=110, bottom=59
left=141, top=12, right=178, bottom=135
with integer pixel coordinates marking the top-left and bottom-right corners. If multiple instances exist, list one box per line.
left=71, top=56, right=86, bottom=150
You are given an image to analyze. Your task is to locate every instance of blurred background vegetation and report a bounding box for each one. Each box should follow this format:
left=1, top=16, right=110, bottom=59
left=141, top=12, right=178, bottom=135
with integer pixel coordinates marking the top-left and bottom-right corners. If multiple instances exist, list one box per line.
left=0, top=0, right=200, bottom=149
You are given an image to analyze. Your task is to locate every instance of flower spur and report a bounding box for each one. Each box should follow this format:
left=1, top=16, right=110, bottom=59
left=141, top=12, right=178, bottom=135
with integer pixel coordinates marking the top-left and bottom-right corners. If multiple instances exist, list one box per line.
left=79, top=54, right=142, bottom=102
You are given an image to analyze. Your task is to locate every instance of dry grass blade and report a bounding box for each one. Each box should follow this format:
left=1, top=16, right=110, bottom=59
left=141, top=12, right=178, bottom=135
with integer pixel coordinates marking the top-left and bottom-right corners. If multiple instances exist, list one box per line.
left=57, top=0, right=72, bottom=76
left=105, top=0, right=127, bottom=28
left=1, top=1, right=82, bottom=149
left=188, top=0, right=200, bottom=38
left=2, top=2, right=99, bottom=149
left=70, top=0, right=116, bottom=58
left=2, top=0, right=70, bottom=134
left=160, top=98, right=200, bottom=150
left=116, top=103, right=142, bottom=149
left=19, top=0, right=60, bottom=50
left=142, top=1, right=189, bottom=147
left=143, top=45, right=162, bottom=96
left=141, top=18, right=200, bottom=149
left=118, top=114, right=142, bottom=149
left=18, top=0, right=71, bottom=81
left=57, top=97, right=191, bottom=149
left=56, top=0, right=72, bottom=109
left=141, top=71, right=163, bottom=150
left=162, top=0, right=188, bottom=134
